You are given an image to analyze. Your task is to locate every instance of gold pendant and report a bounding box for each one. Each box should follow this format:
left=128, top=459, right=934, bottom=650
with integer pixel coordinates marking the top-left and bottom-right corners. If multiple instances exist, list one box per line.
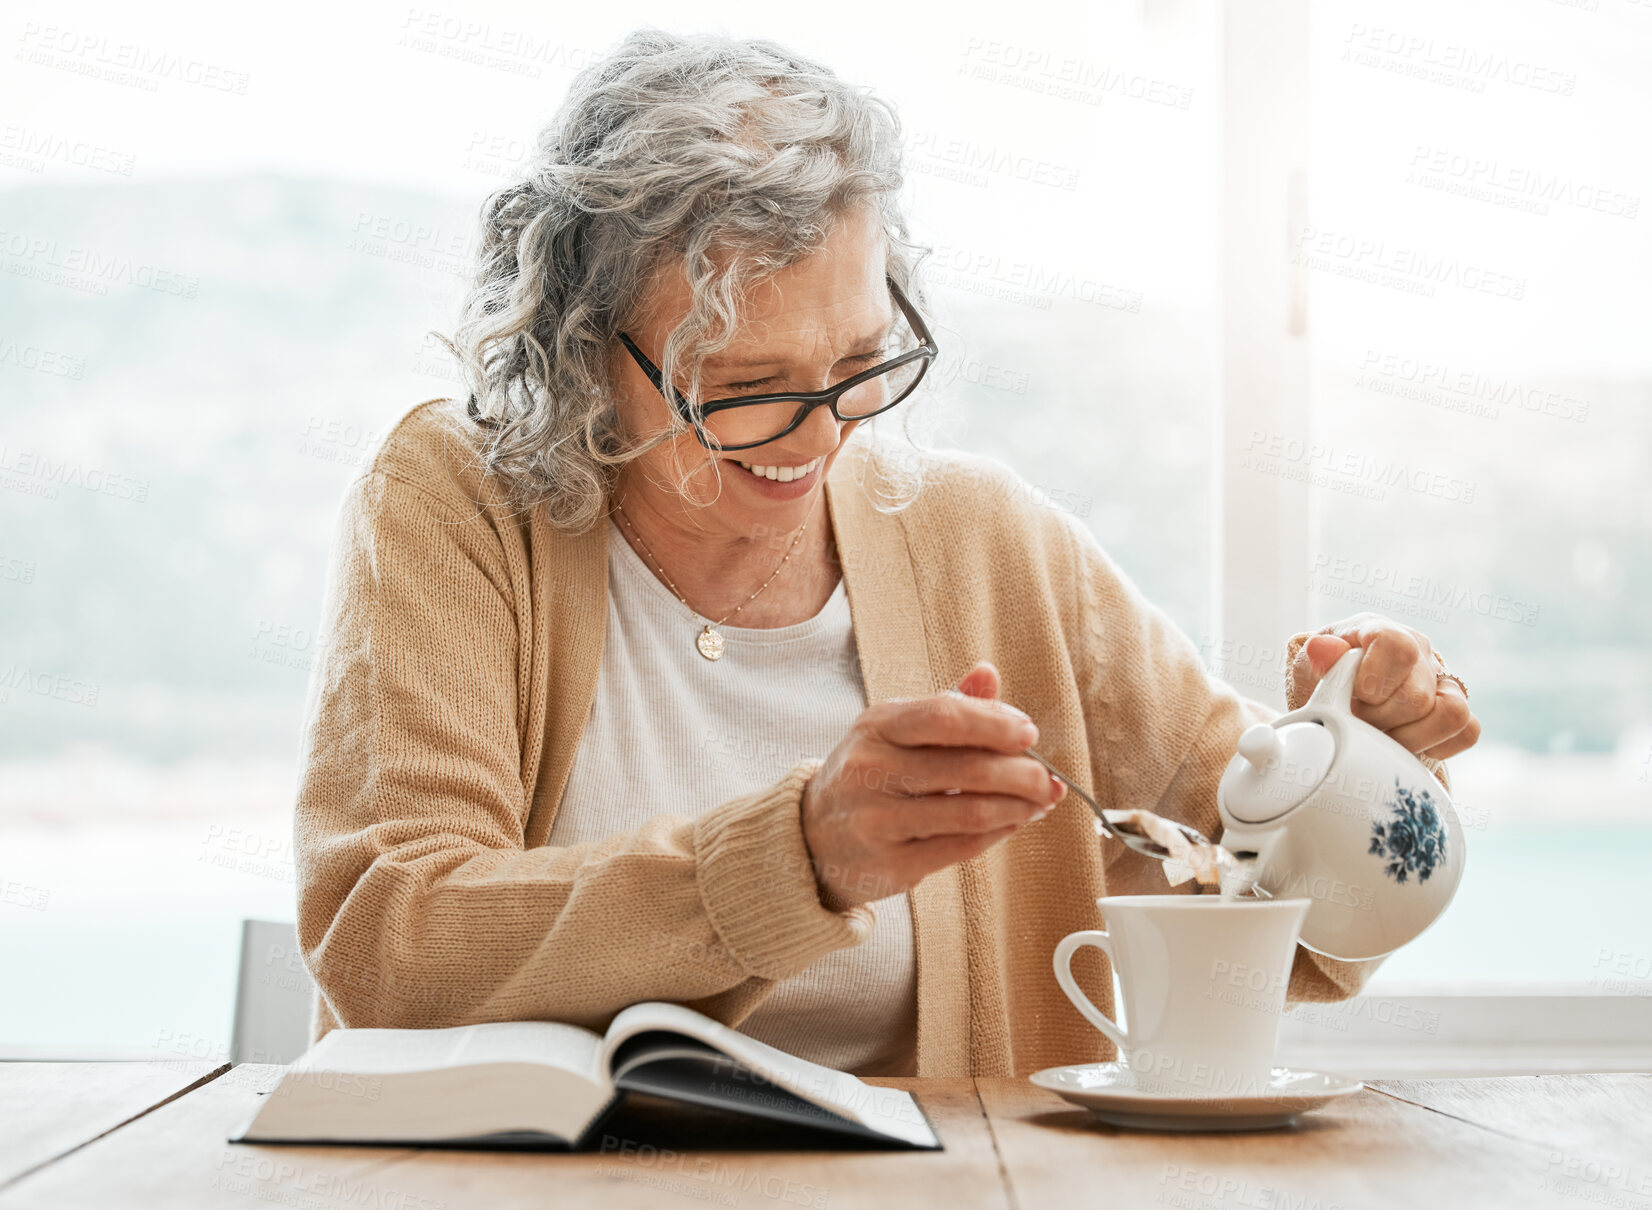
left=696, top=625, right=725, bottom=661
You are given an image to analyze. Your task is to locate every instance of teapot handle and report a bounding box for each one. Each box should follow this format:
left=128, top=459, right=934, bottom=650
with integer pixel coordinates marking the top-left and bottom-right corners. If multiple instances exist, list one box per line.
left=1306, top=645, right=1366, bottom=713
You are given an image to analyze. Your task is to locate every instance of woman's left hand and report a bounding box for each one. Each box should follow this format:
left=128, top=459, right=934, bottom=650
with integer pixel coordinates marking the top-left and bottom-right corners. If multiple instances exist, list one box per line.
left=1287, top=613, right=1482, bottom=762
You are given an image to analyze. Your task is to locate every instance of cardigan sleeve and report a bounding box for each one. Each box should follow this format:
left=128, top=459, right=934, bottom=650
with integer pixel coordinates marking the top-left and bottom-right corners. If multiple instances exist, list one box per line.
left=1063, top=519, right=1450, bottom=1005
left=293, top=470, right=874, bottom=1036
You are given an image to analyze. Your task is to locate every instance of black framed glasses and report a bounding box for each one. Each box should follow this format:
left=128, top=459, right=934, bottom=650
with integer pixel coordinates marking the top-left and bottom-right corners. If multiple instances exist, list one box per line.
left=616, top=274, right=938, bottom=451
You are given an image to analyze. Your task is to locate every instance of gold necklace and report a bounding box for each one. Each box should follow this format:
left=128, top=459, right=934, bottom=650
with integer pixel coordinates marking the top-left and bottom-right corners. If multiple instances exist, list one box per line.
left=611, top=494, right=817, bottom=661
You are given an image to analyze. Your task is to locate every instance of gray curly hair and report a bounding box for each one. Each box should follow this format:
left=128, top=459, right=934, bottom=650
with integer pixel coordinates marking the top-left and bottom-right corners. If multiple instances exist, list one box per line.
left=438, top=26, right=951, bottom=533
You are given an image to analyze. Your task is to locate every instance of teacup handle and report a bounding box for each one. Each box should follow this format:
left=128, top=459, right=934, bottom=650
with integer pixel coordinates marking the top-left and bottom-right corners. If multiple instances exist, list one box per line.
left=1053, top=930, right=1128, bottom=1053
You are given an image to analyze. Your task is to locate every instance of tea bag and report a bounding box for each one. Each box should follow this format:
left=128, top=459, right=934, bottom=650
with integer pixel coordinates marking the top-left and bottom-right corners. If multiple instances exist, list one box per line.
left=1098, top=808, right=1239, bottom=891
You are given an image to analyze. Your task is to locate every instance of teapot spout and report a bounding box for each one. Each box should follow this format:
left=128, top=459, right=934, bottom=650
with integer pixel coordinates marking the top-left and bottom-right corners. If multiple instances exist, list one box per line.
left=1219, top=826, right=1284, bottom=893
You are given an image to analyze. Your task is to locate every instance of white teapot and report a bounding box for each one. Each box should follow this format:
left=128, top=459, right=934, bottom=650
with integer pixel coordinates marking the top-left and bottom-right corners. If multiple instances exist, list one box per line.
left=1217, top=646, right=1467, bottom=961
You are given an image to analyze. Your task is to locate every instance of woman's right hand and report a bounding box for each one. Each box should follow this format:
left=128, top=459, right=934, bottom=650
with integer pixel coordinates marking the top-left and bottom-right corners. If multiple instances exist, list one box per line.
left=799, top=660, right=1067, bottom=910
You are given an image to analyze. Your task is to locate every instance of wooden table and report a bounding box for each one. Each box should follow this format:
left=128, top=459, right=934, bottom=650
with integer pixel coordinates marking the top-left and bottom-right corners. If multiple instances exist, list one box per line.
left=0, top=1061, right=225, bottom=1190
left=1, top=1065, right=1645, bottom=1208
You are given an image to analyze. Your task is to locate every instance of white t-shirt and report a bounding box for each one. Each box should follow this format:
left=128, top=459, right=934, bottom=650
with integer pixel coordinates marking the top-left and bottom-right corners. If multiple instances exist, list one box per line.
left=550, top=518, right=918, bottom=1076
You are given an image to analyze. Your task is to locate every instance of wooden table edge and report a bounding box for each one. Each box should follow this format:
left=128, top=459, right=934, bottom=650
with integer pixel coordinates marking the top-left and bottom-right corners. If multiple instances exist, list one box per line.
left=0, top=1062, right=232, bottom=1195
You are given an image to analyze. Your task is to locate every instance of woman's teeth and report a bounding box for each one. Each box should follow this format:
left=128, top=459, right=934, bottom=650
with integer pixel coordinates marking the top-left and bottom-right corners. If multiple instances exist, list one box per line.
left=735, top=455, right=823, bottom=483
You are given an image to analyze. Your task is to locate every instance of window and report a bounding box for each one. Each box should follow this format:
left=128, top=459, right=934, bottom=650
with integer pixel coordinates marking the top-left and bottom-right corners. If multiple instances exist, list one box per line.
left=1303, top=0, right=1651, bottom=989
left=0, top=4, right=1225, bottom=1059
left=3, top=0, right=1643, bottom=1064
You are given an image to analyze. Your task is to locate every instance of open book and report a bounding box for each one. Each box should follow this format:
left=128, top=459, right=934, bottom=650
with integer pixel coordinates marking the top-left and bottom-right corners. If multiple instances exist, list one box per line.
left=230, top=1001, right=940, bottom=1151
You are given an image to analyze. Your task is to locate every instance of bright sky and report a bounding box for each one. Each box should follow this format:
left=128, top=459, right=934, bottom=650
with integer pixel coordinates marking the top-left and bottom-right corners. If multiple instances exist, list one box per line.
left=4, top=0, right=1649, bottom=376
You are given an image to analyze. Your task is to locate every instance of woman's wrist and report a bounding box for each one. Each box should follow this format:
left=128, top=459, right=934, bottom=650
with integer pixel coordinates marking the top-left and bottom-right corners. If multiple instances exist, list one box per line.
left=815, top=871, right=853, bottom=913
left=695, top=757, right=872, bottom=980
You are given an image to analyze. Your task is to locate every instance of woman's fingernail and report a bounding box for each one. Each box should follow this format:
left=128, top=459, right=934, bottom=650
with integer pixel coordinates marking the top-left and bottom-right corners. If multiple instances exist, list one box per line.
left=1051, top=775, right=1066, bottom=800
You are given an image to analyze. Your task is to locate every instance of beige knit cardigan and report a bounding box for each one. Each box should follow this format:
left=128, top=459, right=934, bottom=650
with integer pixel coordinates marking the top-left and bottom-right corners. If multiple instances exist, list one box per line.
left=293, top=398, right=1449, bottom=1078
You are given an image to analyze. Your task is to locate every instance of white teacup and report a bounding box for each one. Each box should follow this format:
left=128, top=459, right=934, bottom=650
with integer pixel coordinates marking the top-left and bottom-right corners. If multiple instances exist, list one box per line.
left=1054, top=895, right=1311, bottom=1097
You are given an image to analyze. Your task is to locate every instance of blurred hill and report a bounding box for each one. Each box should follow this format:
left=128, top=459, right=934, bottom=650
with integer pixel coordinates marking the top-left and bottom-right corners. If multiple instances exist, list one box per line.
left=0, top=172, right=1646, bottom=775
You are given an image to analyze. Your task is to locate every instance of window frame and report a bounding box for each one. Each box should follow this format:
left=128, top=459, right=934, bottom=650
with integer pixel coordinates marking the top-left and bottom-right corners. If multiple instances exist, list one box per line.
left=1216, top=0, right=1645, bottom=1074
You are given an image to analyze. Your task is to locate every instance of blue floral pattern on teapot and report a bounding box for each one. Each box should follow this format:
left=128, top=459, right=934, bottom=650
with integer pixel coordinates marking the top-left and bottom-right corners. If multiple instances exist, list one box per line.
left=1368, top=777, right=1447, bottom=885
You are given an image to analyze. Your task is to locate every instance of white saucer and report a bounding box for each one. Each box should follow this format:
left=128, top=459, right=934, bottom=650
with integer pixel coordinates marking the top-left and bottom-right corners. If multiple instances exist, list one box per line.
left=1028, top=1063, right=1363, bottom=1132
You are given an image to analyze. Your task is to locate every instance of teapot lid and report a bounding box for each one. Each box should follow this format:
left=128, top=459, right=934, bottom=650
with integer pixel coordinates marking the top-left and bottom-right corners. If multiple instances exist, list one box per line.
left=1223, top=720, right=1336, bottom=823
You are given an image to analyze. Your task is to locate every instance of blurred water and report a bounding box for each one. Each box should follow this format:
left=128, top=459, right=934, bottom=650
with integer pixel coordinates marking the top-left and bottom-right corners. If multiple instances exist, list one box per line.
left=1372, top=822, right=1652, bottom=990
left=2, top=819, right=1648, bottom=1056
left=0, top=820, right=296, bottom=1058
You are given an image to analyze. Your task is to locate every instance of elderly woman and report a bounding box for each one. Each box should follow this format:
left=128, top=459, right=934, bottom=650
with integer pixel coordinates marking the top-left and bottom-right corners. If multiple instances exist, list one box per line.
left=294, top=28, right=1480, bottom=1079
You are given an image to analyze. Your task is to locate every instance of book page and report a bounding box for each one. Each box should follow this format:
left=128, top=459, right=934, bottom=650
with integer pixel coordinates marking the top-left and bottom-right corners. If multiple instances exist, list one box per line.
left=611, top=1053, right=912, bottom=1145
left=295, top=1025, right=472, bottom=1074
left=449, top=1021, right=605, bottom=1082
left=294, top=1020, right=603, bottom=1082
left=600, top=1002, right=938, bottom=1148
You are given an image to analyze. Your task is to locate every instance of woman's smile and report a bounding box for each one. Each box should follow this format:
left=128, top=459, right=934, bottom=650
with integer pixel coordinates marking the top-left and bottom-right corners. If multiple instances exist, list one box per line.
left=727, top=453, right=827, bottom=498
